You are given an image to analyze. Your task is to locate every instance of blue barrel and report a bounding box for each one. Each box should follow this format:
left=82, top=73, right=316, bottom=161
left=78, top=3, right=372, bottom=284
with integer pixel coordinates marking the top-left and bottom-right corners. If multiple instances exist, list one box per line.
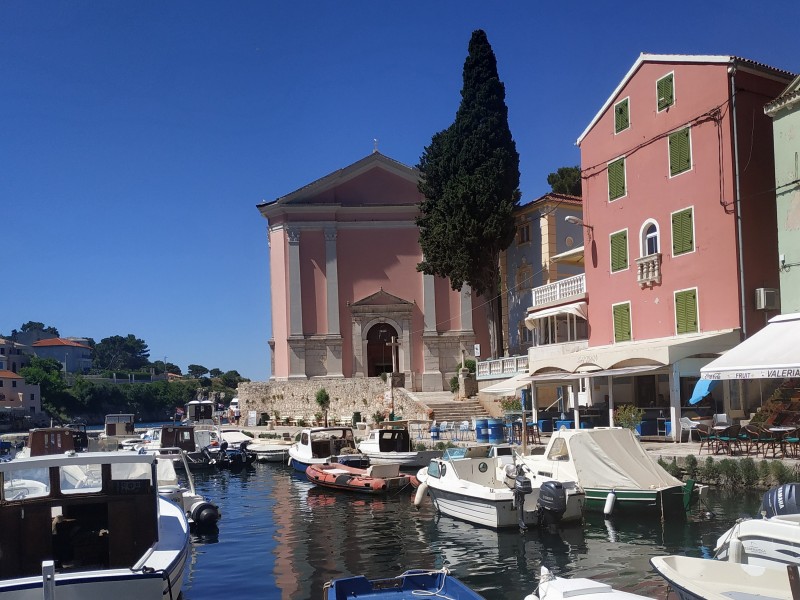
left=430, top=426, right=440, bottom=442
left=488, top=419, right=504, bottom=444
left=475, top=419, right=489, bottom=444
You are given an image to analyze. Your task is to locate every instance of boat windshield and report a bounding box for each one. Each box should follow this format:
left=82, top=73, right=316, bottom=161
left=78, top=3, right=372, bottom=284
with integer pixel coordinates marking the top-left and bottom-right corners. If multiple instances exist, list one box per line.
left=3, top=467, right=50, bottom=500
left=443, top=448, right=467, bottom=460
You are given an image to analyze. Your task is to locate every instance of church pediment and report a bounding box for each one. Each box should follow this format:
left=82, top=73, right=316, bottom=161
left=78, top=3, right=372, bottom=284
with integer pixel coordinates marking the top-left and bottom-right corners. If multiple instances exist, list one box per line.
left=351, top=289, right=413, bottom=307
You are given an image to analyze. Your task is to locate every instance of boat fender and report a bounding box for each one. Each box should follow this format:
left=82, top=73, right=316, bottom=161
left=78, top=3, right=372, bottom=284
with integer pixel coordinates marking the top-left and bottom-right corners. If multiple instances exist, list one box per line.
left=190, top=500, right=221, bottom=528
left=603, top=490, right=616, bottom=516
left=414, top=482, right=429, bottom=509
left=729, top=538, right=744, bottom=563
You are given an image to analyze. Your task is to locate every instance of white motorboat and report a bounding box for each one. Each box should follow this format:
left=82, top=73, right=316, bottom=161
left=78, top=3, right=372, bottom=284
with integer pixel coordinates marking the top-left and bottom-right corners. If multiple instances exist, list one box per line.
left=650, top=554, right=792, bottom=600
left=714, top=483, right=800, bottom=569
left=248, top=440, right=293, bottom=463
left=414, top=445, right=584, bottom=529
left=288, top=426, right=369, bottom=473
left=153, top=447, right=221, bottom=531
left=526, top=566, right=654, bottom=600
left=518, top=427, right=699, bottom=516
left=357, top=421, right=442, bottom=468
left=0, top=450, right=189, bottom=600
left=127, top=424, right=221, bottom=469
left=97, top=413, right=138, bottom=450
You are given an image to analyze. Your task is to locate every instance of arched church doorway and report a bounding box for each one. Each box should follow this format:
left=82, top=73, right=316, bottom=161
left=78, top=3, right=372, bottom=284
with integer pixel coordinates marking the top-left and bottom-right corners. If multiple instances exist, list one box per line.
left=366, top=323, right=398, bottom=377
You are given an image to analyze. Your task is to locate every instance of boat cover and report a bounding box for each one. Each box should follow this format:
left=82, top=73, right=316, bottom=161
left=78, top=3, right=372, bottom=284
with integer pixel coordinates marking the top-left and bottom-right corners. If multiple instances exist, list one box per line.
left=546, top=428, right=683, bottom=491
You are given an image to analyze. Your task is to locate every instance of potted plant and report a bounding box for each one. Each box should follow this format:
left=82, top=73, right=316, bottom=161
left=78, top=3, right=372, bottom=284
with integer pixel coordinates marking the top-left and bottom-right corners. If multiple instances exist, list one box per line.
left=614, top=404, right=645, bottom=432
left=315, top=388, right=331, bottom=427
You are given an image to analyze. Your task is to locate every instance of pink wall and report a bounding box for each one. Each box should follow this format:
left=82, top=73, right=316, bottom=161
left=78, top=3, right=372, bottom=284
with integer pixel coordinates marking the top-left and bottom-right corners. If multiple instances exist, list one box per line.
left=299, top=229, right=327, bottom=335
left=581, top=62, right=744, bottom=345
left=269, top=228, right=288, bottom=377
left=310, top=168, right=421, bottom=207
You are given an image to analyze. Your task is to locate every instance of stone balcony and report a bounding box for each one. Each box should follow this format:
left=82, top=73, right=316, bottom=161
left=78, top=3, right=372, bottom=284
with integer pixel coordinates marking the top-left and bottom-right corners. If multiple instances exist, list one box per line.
left=531, top=273, right=585, bottom=308
left=636, top=253, right=662, bottom=288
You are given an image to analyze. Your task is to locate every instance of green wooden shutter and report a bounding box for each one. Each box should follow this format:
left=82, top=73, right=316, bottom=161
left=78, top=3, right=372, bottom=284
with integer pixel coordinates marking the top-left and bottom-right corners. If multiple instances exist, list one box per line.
left=613, top=303, right=631, bottom=342
left=608, top=158, right=626, bottom=200
left=657, top=74, right=674, bottom=111
left=672, top=208, right=694, bottom=255
left=669, top=127, right=691, bottom=176
left=610, top=231, right=628, bottom=272
left=675, top=290, right=698, bottom=334
left=615, top=99, right=629, bottom=133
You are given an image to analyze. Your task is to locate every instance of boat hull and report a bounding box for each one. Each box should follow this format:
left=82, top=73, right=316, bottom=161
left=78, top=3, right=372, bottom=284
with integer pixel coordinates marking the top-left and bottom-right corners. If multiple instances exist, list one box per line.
left=306, top=463, right=416, bottom=495
left=324, top=569, right=485, bottom=599
left=715, top=513, right=800, bottom=569
left=360, top=450, right=442, bottom=469
left=582, top=485, right=686, bottom=515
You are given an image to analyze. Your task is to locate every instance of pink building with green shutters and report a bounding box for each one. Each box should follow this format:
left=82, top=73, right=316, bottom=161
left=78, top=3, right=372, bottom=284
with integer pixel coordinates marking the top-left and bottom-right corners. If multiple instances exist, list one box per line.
left=258, top=152, right=490, bottom=391
left=526, top=54, right=793, bottom=437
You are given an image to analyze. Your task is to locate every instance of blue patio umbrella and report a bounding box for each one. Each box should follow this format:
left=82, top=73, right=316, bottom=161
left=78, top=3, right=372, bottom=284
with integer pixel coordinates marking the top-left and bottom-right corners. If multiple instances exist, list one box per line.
left=688, top=379, right=718, bottom=405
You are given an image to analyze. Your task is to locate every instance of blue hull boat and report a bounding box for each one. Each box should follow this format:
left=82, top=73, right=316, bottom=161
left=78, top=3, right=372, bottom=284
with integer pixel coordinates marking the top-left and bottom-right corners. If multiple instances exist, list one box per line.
left=323, top=569, right=485, bottom=599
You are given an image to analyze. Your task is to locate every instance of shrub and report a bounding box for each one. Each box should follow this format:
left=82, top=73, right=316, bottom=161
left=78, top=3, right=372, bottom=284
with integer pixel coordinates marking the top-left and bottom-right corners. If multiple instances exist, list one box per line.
left=414, top=442, right=428, bottom=452
left=758, top=460, right=771, bottom=484
left=684, top=455, right=698, bottom=480
left=500, top=397, right=522, bottom=412
left=372, top=410, right=386, bottom=424
left=739, top=458, right=759, bottom=487
left=718, top=459, right=740, bottom=488
left=699, top=456, right=720, bottom=484
left=450, top=375, right=459, bottom=394
left=770, top=461, right=793, bottom=485
left=614, top=404, right=644, bottom=431
left=658, top=457, right=682, bottom=479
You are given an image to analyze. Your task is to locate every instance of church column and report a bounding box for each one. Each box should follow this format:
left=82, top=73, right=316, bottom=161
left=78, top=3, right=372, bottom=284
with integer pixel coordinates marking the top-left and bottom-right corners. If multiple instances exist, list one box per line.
left=324, top=227, right=343, bottom=377
left=287, top=227, right=306, bottom=378
left=421, top=271, right=443, bottom=391
left=460, top=284, right=473, bottom=332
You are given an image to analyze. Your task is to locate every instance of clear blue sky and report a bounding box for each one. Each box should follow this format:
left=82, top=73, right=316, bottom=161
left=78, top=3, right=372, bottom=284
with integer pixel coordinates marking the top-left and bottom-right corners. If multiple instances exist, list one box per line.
left=2, top=2, right=797, bottom=381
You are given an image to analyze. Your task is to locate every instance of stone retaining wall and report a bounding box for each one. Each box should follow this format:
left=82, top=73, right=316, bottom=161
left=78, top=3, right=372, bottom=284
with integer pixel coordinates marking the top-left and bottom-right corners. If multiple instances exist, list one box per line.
left=237, top=378, right=429, bottom=424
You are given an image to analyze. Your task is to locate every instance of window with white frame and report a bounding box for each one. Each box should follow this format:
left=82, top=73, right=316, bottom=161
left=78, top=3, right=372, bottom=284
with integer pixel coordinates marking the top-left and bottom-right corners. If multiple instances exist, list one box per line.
left=641, top=221, right=659, bottom=256
left=517, top=223, right=530, bottom=244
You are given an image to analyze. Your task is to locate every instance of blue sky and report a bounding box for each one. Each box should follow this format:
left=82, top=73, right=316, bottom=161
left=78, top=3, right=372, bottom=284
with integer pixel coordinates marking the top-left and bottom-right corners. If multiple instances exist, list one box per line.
left=2, top=2, right=798, bottom=381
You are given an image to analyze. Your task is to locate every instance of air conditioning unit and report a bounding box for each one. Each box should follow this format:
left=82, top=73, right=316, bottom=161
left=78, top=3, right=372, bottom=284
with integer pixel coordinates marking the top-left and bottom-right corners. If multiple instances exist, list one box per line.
left=755, top=287, right=780, bottom=311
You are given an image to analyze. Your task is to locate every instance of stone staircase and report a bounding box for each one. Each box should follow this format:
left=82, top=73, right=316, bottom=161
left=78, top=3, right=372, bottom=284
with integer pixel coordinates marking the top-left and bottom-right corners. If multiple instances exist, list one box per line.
left=406, top=391, right=490, bottom=424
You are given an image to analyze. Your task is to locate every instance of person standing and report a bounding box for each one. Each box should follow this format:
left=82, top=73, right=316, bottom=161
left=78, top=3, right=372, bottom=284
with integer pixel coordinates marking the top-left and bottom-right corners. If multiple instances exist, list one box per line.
left=233, top=405, right=241, bottom=426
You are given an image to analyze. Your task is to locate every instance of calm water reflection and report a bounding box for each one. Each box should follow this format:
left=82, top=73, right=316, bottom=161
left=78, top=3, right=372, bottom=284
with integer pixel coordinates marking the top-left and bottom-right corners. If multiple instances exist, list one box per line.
left=181, top=463, right=764, bottom=600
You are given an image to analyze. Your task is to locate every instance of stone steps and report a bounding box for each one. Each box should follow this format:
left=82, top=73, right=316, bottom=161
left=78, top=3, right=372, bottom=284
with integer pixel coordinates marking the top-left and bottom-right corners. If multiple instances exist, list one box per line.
left=407, top=391, right=490, bottom=424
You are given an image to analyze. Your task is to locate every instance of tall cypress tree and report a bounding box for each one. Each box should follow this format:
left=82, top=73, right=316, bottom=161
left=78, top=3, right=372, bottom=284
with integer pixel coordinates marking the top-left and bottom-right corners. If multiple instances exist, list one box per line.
left=416, top=29, right=520, bottom=357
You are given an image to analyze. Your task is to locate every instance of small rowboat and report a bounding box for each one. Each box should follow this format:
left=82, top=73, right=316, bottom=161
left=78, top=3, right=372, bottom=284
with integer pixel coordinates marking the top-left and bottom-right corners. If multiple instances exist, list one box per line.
left=324, top=568, right=484, bottom=599
left=305, top=462, right=417, bottom=495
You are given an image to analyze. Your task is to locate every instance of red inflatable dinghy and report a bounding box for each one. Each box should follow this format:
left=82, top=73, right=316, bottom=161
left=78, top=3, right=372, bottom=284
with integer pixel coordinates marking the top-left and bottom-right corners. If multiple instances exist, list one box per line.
left=305, top=462, right=418, bottom=494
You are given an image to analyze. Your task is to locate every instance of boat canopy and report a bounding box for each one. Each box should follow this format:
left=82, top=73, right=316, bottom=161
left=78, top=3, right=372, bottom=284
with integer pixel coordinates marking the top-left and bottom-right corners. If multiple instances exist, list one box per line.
left=547, top=428, right=682, bottom=491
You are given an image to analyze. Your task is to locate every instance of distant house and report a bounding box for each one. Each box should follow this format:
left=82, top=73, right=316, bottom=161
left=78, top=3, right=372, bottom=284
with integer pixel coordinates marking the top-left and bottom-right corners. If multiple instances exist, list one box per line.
left=0, top=337, right=30, bottom=374
left=0, top=340, right=41, bottom=416
left=31, top=338, right=93, bottom=374
left=765, top=74, right=800, bottom=314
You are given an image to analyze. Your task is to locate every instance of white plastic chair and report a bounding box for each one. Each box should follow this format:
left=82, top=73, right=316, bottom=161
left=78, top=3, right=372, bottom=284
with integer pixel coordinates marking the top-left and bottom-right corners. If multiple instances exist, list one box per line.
left=713, top=414, right=731, bottom=427
left=459, top=420, right=471, bottom=440
left=680, top=416, right=700, bottom=442
left=440, top=421, right=456, bottom=439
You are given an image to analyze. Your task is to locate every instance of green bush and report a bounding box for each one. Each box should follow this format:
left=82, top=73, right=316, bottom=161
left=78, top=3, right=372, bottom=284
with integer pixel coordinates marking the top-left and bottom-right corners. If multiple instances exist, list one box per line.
left=739, top=458, right=759, bottom=487
left=500, top=397, right=522, bottom=412
left=414, top=442, right=428, bottom=452
left=684, top=455, right=698, bottom=480
left=758, top=460, right=771, bottom=483
left=614, top=404, right=644, bottom=431
left=699, top=456, right=720, bottom=484
left=770, top=461, right=794, bottom=485
left=718, top=459, right=740, bottom=488
left=450, top=376, right=459, bottom=394
left=658, top=457, right=682, bottom=479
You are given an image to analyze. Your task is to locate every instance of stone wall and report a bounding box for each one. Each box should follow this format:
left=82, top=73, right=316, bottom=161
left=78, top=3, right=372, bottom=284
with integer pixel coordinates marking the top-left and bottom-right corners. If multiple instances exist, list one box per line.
left=237, top=377, right=429, bottom=424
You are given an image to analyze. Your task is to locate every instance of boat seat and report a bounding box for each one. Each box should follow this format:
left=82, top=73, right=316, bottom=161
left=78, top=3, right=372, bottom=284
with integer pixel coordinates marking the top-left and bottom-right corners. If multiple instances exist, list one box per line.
left=366, top=463, right=400, bottom=478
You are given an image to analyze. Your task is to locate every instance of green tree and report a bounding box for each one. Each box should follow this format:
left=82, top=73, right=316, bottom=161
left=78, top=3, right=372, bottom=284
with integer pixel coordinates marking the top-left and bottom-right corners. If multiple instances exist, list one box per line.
left=209, top=368, right=223, bottom=378
left=93, top=334, right=150, bottom=371
left=187, top=364, right=209, bottom=379
left=20, top=321, right=60, bottom=336
left=416, top=30, right=520, bottom=358
left=547, top=166, right=582, bottom=196
left=20, top=356, right=70, bottom=417
left=220, top=370, right=247, bottom=389
left=316, top=388, right=331, bottom=427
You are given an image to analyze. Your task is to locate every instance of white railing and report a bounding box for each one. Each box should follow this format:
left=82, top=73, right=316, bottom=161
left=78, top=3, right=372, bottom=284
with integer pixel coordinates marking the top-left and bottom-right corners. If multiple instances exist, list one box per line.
left=476, top=355, right=529, bottom=380
left=531, top=274, right=586, bottom=307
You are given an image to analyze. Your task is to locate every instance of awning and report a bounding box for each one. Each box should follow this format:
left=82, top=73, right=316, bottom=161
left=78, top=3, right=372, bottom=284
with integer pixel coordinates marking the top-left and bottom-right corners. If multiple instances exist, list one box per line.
left=480, top=372, right=532, bottom=395
left=575, top=365, right=665, bottom=379
left=701, top=313, right=800, bottom=380
left=688, top=379, right=718, bottom=405
left=525, top=301, right=588, bottom=328
left=550, top=246, right=584, bottom=266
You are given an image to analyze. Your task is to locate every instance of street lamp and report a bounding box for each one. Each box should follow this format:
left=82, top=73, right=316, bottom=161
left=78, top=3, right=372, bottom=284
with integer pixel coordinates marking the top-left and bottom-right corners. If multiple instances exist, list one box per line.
left=565, top=215, right=593, bottom=240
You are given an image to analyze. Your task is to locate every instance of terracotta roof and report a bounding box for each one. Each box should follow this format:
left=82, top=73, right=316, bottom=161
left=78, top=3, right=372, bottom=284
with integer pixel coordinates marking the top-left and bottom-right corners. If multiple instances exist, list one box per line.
left=0, top=370, right=23, bottom=379
left=31, top=338, right=92, bottom=349
left=518, top=192, right=582, bottom=211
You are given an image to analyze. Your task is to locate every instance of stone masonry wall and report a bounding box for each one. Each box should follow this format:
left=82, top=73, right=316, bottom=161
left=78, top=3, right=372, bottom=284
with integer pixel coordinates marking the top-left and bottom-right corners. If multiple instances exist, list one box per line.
left=237, top=378, right=429, bottom=425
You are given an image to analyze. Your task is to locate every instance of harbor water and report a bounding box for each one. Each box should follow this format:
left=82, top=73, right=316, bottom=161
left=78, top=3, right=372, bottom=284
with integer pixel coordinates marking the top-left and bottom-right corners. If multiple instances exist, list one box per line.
left=182, top=462, right=764, bottom=600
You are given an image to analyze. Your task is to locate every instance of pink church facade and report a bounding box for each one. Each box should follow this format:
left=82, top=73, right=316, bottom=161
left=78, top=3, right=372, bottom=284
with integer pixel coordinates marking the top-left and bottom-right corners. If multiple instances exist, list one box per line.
left=258, top=152, right=490, bottom=391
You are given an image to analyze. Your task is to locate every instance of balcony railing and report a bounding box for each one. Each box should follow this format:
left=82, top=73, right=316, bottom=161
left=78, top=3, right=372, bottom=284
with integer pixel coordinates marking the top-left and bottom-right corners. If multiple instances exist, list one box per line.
left=476, top=355, right=529, bottom=380
left=636, top=253, right=662, bottom=288
left=531, top=274, right=585, bottom=307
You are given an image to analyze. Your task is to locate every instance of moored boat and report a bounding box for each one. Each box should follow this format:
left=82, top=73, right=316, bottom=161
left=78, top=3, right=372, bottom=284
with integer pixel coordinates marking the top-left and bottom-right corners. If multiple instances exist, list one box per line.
left=305, top=462, right=417, bottom=495
left=323, top=568, right=485, bottom=599
left=0, top=450, right=189, bottom=600
left=526, top=566, right=655, bottom=600
left=153, top=447, right=222, bottom=531
left=650, top=554, right=792, bottom=600
left=357, top=421, right=442, bottom=468
left=714, top=483, right=800, bottom=568
left=517, top=427, right=699, bottom=516
left=288, top=426, right=369, bottom=473
left=415, top=445, right=584, bottom=529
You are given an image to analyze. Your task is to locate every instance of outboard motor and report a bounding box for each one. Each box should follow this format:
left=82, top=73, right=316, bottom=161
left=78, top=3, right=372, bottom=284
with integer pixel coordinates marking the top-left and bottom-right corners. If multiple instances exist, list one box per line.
left=189, top=499, right=221, bottom=530
left=513, top=464, right=534, bottom=530
left=761, top=483, right=800, bottom=518
left=537, top=481, right=568, bottom=526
